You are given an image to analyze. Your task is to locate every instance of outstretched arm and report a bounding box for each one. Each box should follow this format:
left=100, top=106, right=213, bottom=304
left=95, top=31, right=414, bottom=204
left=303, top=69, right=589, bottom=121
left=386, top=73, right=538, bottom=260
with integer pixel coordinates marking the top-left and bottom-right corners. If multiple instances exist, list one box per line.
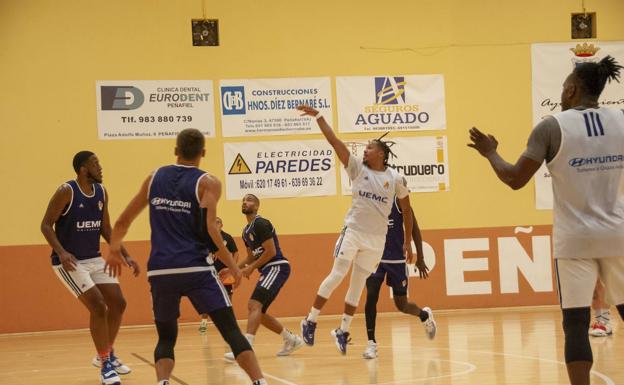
left=468, top=127, right=541, bottom=190
left=106, top=175, right=151, bottom=277
left=297, top=104, right=350, bottom=166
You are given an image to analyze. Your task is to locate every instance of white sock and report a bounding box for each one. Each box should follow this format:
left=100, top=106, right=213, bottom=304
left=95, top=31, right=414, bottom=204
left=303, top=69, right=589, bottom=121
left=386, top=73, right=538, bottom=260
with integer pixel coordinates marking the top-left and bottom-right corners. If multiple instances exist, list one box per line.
left=280, top=328, right=291, bottom=339
left=252, top=379, right=268, bottom=385
left=340, top=314, right=353, bottom=333
left=307, top=307, right=321, bottom=322
left=245, top=333, right=255, bottom=345
left=157, top=380, right=169, bottom=385
left=601, top=308, right=611, bottom=321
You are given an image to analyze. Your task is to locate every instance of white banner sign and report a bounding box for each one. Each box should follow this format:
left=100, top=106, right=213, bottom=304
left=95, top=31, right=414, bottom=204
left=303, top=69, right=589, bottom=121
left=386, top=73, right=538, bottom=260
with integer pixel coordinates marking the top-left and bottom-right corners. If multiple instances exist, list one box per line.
left=224, top=140, right=337, bottom=200
left=340, top=136, right=449, bottom=194
left=336, top=75, right=446, bottom=133
left=219, top=77, right=332, bottom=137
left=532, top=41, right=624, bottom=209
left=96, top=80, right=215, bottom=140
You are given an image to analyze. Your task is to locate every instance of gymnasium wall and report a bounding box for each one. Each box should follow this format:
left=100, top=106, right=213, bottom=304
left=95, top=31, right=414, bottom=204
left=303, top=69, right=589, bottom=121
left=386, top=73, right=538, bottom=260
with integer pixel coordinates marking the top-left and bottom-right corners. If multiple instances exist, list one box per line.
left=1, top=0, right=623, bottom=333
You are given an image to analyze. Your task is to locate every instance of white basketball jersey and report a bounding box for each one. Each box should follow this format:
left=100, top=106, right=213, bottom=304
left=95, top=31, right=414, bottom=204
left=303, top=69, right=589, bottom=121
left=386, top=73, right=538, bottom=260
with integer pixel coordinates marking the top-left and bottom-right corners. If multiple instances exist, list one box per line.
left=547, top=107, right=624, bottom=259
left=343, top=154, right=409, bottom=235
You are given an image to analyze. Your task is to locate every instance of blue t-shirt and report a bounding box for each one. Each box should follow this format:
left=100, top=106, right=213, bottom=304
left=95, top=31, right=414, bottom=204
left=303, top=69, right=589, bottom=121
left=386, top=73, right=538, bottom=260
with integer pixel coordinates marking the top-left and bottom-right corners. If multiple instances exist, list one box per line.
left=52, top=180, right=105, bottom=265
left=242, top=215, right=288, bottom=270
left=148, top=165, right=217, bottom=272
left=381, top=197, right=405, bottom=262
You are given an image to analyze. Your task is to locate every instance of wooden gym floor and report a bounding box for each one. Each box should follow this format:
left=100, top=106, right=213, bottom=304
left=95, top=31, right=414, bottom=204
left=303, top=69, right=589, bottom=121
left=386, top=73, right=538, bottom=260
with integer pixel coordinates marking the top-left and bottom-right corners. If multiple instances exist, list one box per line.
left=1, top=306, right=621, bottom=385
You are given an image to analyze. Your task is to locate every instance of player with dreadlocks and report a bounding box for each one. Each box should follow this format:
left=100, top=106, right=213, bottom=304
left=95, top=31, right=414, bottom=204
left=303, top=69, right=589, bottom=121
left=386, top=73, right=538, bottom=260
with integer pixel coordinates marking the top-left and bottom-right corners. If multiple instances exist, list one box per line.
left=297, top=104, right=413, bottom=355
left=469, top=56, right=624, bottom=385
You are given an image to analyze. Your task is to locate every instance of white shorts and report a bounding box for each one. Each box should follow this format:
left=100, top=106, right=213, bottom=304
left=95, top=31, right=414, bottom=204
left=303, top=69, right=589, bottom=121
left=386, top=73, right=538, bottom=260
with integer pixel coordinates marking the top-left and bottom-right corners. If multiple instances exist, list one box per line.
left=333, top=227, right=387, bottom=273
left=555, top=257, right=624, bottom=309
left=53, top=257, right=119, bottom=298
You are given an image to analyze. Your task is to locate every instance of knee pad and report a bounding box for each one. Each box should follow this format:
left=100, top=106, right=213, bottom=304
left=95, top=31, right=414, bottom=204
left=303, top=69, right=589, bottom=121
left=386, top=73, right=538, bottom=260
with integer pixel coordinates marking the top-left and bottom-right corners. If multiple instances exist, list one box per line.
left=562, top=307, right=592, bottom=363
left=154, top=320, right=178, bottom=362
left=345, top=265, right=370, bottom=307
left=210, top=307, right=252, bottom=357
left=317, top=258, right=350, bottom=298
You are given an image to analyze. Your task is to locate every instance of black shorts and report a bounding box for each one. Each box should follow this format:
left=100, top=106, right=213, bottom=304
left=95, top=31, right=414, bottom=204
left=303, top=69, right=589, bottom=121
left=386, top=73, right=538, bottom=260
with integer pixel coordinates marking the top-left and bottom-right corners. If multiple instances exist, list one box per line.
left=250, top=262, right=290, bottom=313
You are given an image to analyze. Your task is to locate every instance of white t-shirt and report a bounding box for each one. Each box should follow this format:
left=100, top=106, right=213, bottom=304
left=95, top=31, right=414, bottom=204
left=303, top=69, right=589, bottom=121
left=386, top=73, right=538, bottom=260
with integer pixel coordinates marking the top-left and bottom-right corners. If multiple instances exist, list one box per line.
left=343, top=154, right=409, bottom=235
left=547, top=107, right=624, bottom=259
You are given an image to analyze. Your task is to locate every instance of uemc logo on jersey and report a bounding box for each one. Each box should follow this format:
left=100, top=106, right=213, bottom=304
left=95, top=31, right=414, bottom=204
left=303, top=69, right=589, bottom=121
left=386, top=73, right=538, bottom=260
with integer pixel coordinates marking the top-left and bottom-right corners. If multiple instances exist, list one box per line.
left=568, top=154, right=624, bottom=168
left=221, top=86, right=246, bottom=115
left=76, top=220, right=101, bottom=231
left=358, top=190, right=389, bottom=203
left=100, top=86, right=145, bottom=110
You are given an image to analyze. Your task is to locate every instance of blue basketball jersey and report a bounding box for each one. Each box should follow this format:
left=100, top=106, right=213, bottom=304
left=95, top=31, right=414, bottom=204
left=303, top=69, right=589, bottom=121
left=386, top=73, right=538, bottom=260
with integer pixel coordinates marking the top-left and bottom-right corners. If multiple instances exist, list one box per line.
left=381, top=197, right=405, bottom=262
left=148, top=165, right=216, bottom=272
left=52, top=180, right=105, bottom=265
left=242, top=215, right=287, bottom=270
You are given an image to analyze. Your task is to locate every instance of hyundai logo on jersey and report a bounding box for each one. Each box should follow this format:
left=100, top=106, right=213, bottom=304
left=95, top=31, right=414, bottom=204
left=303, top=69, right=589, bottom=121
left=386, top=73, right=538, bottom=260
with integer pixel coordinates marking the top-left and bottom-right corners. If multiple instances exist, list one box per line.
left=568, top=154, right=624, bottom=168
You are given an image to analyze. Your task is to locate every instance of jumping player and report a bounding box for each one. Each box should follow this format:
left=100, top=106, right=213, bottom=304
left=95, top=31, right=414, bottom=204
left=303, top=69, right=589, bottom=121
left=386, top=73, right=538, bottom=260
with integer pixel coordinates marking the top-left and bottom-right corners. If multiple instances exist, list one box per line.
left=468, top=56, right=624, bottom=385
left=297, top=104, right=414, bottom=355
left=105, top=129, right=268, bottom=385
left=224, top=194, right=303, bottom=359
left=40, top=151, right=139, bottom=385
left=362, top=197, right=436, bottom=359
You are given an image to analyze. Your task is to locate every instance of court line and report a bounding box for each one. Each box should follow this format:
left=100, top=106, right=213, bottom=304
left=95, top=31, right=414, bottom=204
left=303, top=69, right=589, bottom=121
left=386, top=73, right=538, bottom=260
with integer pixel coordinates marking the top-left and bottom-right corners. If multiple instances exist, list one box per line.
left=131, top=352, right=190, bottom=385
left=222, top=361, right=298, bottom=385
left=426, top=347, right=615, bottom=385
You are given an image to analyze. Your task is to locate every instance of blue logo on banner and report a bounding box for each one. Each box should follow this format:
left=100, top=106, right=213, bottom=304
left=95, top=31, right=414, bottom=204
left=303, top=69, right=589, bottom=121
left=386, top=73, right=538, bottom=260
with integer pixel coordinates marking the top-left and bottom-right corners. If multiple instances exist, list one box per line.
left=374, top=77, right=406, bottom=105
left=221, top=86, right=246, bottom=115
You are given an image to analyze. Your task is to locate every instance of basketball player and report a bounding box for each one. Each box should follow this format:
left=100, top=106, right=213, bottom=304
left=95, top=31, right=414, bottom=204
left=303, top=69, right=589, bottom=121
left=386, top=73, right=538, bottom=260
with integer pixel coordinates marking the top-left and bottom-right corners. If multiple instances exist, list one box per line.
left=40, top=151, right=139, bottom=385
left=589, top=280, right=613, bottom=337
left=468, top=56, right=624, bottom=385
left=362, top=197, right=436, bottom=359
left=223, top=194, right=303, bottom=359
left=199, top=217, right=238, bottom=334
left=105, top=129, right=268, bottom=385
left=297, top=104, right=414, bottom=355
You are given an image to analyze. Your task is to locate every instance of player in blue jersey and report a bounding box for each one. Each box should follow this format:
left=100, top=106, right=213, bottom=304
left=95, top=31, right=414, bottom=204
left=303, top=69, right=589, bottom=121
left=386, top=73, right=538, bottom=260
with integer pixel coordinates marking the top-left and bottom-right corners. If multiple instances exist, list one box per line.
left=105, top=129, right=267, bottom=385
left=199, top=217, right=239, bottom=334
left=223, top=194, right=303, bottom=360
left=41, top=151, right=140, bottom=385
left=362, top=197, right=436, bottom=359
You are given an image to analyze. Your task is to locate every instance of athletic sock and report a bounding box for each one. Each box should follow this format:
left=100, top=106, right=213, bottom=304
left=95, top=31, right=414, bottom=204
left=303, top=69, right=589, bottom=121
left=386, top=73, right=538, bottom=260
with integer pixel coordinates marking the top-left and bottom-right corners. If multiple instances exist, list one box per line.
left=98, top=349, right=110, bottom=365
left=419, top=310, right=429, bottom=322
left=600, top=309, right=611, bottom=321
left=157, top=380, right=169, bottom=385
left=252, top=379, right=268, bottom=385
left=307, top=307, right=321, bottom=323
left=280, top=328, right=292, bottom=340
left=244, top=333, right=255, bottom=345
left=340, top=314, right=353, bottom=333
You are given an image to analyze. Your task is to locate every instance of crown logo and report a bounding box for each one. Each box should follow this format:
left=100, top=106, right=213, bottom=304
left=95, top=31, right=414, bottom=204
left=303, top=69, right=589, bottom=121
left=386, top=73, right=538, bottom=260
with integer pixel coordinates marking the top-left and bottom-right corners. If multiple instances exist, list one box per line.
left=570, top=43, right=600, bottom=58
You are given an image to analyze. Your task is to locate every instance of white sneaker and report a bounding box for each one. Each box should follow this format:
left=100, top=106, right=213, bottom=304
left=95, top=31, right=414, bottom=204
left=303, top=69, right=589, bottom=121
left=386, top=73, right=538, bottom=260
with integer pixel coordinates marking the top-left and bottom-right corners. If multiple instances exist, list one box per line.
left=224, top=351, right=235, bottom=361
left=422, top=307, right=437, bottom=340
left=362, top=340, right=378, bottom=359
left=198, top=319, right=209, bottom=334
left=92, top=355, right=131, bottom=375
left=589, top=319, right=613, bottom=337
left=276, top=334, right=304, bottom=356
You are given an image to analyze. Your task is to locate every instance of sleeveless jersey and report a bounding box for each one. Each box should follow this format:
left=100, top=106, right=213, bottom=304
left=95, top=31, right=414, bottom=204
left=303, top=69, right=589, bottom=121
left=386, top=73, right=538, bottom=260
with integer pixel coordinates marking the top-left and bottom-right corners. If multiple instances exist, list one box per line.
left=148, top=165, right=216, bottom=272
left=381, top=197, right=405, bottom=262
left=344, top=154, right=409, bottom=235
left=51, top=180, right=105, bottom=265
left=242, top=215, right=288, bottom=270
left=547, top=107, right=624, bottom=259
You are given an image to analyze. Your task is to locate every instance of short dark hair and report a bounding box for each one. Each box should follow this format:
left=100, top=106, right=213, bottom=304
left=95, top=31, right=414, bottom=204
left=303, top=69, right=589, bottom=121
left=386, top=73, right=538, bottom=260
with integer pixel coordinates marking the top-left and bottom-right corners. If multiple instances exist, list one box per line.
left=573, top=55, right=622, bottom=98
left=72, top=151, right=94, bottom=173
left=245, top=193, right=260, bottom=205
left=176, top=128, right=205, bottom=160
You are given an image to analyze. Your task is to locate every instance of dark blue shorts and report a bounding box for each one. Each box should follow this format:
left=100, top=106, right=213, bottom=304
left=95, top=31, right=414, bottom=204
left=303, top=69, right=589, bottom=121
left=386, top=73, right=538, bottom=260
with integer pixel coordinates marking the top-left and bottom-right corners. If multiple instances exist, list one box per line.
left=148, top=269, right=231, bottom=322
left=370, top=262, right=409, bottom=296
left=251, top=262, right=290, bottom=313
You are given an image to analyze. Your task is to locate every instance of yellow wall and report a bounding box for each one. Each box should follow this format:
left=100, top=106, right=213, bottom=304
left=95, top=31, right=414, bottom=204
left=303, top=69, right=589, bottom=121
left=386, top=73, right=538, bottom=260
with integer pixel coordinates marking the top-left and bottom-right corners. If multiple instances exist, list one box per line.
left=1, top=0, right=624, bottom=246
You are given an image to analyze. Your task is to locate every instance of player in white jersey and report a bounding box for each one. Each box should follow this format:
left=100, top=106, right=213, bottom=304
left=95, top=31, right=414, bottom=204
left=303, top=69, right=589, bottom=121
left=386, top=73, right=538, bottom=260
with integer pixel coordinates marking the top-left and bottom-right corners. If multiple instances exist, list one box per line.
left=468, top=56, right=624, bottom=385
left=297, top=104, right=413, bottom=355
